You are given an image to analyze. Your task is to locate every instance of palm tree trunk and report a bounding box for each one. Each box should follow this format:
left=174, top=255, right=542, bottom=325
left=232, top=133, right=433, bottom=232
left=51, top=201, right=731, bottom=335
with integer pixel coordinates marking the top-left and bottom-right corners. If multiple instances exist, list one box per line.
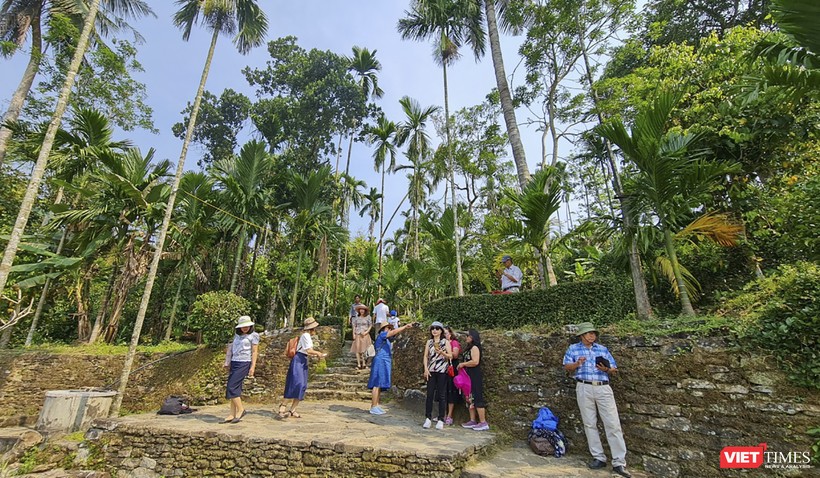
left=0, top=0, right=102, bottom=300
left=663, top=227, right=696, bottom=316
left=484, top=0, right=530, bottom=190
left=88, top=264, right=117, bottom=343
left=288, top=241, right=305, bottom=328
left=0, top=302, right=19, bottom=349
left=534, top=248, right=547, bottom=289
left=0, top=10, right=43, bottom=167
left=229, top=225, right=246, bottom=293
left=442, top=63, right=465, bottom=296
left=378, top=164, right=386, bottom=290
left=578, top=29, right=653, bottom=319
left=164, top=269, right=186, bottom=341
left=110, top=25, right=221, bottom=417
left=25, top=226, right=68, bottom=346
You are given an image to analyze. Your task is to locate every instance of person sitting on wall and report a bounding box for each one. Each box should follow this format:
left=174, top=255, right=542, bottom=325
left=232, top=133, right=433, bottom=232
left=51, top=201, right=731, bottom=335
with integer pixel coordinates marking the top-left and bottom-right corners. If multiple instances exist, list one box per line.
left=498, top=255, right=523, bottom=293
left=562, top=322, right=632, bottom=478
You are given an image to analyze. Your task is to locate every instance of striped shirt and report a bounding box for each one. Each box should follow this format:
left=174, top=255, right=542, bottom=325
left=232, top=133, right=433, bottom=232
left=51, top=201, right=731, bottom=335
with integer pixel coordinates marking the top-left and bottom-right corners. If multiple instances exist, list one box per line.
left=562, top=342, right=617, bottom=382
left=426, top=338, right=449, bottom=374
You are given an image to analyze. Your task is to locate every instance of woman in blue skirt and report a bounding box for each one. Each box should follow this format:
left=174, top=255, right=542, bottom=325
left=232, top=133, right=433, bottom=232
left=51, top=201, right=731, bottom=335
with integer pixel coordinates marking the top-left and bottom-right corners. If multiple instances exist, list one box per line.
left=223, top=315, right=259, bottom=423
left=279, top=317, right=327, bottom=418
left=368, top=320, right=415, bottom=415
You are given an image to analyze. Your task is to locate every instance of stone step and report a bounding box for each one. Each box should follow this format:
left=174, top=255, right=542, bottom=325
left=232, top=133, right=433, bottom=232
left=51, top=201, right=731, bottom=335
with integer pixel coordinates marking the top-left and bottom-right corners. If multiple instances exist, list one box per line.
left=305, top=389, right=371, bottom=401
left=310, top=380, right=368, bottom=392
left=325, top=366, right=364, bottom=374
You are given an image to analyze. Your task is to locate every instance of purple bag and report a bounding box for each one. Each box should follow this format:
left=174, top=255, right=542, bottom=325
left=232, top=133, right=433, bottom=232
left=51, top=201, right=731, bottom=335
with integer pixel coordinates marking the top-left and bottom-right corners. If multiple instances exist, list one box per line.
left=453, top=368, right=471, bottom=397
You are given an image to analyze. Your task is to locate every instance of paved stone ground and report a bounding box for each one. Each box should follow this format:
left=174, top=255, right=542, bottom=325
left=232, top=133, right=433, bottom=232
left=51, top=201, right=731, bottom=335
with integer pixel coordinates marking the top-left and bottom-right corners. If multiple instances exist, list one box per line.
left=462, top=442, right=649, bottom=478
left=101, top=400, right=496, bottom=457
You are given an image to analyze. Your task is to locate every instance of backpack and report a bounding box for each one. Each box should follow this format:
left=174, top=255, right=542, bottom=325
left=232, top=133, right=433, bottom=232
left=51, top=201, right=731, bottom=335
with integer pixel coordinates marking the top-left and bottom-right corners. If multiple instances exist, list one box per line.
left=157, top=396, right=194, bottom=415
left=285, top=336, right=299, bottom=358
left=532, top=407, right=559, bottom=431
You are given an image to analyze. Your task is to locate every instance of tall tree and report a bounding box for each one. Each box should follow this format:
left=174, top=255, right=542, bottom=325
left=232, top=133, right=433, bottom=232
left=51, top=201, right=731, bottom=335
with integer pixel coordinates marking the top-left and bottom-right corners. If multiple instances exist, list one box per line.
left=359, top=187, right=383, bottom=243
left=109, top=0, right=268, bottom=417
left=0, top=0, right=103, bottom=301
left=398, top=0, right=485, bottom=296
left=367, top=116, right=398, bottom=285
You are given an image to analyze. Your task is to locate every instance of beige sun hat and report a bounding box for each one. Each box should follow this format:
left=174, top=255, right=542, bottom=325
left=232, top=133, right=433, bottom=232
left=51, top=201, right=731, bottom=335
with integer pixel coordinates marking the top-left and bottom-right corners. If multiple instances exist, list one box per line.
left=303, top=317, right=319, bottom=330
left=235, top=315, right=254, bottom=329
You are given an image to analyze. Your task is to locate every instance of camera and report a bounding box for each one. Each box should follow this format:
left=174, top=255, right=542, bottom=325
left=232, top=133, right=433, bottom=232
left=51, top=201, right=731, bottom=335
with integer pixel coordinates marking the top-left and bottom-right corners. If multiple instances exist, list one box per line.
left=410, top=322, right=421, bottom=328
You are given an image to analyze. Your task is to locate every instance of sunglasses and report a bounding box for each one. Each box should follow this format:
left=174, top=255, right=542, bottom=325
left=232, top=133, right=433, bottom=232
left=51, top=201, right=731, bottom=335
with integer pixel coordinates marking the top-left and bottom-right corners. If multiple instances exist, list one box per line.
left=431, top=327, right=443, bottom=331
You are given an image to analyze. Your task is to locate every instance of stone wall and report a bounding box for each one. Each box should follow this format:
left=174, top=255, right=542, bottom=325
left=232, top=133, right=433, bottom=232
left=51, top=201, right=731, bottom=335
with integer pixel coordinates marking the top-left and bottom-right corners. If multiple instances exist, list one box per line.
left=391, top=329, right=819, bottom=477
left=87, top=421, right=475, bottom=477
left=0, top=326, right=341, bottom=425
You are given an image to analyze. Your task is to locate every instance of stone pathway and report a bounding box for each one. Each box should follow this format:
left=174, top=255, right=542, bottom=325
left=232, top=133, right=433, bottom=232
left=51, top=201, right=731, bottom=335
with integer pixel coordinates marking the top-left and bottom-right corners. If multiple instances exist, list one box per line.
left=306, top=341, right=371, bottom=402
left=462, top=442, right=649, bottom=478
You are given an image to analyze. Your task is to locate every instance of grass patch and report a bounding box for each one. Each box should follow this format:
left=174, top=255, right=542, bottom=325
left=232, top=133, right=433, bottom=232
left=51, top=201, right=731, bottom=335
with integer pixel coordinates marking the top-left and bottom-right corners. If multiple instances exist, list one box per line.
left=601, top=314, right=737, bottom=338
left=21, top=341, right=196, bottom=356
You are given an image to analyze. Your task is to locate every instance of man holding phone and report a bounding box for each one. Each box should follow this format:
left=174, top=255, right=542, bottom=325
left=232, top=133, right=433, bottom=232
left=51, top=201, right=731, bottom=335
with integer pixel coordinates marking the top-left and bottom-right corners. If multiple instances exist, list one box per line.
left=562, top=322, right=631, bottom=478
left=498, top=255, right=522, bottom=292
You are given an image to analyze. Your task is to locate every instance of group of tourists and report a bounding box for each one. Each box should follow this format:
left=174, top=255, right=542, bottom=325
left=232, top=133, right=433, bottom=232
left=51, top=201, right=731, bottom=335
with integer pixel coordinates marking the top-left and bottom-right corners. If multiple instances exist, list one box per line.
left=221, top=301, right=631, bottom=478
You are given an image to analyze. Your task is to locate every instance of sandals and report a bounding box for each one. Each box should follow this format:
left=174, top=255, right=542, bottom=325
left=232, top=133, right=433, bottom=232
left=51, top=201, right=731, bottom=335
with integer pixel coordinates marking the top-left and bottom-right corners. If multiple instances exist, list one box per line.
left=289, top=411, right=301, bottom=418
left=230, top=409, right=246, bottom=424
left=277, top=404, right=289, bottom=419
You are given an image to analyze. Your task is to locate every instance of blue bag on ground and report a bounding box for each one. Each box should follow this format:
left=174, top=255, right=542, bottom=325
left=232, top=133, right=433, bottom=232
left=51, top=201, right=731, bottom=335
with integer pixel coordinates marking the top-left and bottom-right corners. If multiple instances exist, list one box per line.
left=532, top=407, right=559, bottom=431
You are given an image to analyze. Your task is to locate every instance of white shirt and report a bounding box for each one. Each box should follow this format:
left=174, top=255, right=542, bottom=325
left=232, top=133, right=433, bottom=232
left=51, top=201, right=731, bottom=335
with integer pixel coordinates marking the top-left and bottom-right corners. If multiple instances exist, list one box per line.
left=501, top=264, right=523, bottom=290
left=388, top=316, right=400, bottom=328
left=297, top=332, right=313, bottom=355
left=229, top=332, right=260, bottom=362
left=374, top=303, right=389, bottom=324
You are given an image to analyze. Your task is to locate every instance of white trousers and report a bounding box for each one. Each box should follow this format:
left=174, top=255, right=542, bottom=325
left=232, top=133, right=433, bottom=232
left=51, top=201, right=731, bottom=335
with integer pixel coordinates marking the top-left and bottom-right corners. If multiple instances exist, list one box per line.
left=576, top=382, right=627, bottom=467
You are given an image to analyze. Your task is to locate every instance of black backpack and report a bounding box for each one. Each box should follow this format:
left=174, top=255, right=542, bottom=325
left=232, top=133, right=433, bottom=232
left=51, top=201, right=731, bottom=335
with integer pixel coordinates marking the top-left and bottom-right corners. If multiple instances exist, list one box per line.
left=157, top=396, right=195, bottom=415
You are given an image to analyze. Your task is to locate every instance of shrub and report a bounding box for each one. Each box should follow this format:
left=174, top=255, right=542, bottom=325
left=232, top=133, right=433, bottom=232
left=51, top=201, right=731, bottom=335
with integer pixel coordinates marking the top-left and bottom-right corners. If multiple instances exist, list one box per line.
left=319, top=315, right=345, bottom=328
left=423, top=277, right=635, bottom=330
left=188, top=291, right=252, bottom=345
left=726, top=262, right=820, bottom=389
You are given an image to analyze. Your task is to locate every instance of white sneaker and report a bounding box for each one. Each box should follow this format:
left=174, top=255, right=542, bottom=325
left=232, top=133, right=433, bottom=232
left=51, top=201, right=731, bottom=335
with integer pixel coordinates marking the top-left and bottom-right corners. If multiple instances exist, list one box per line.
left=435, top=419, right=444, bottom=430
left=370, top=406, right=386, bottom=415
left=422, top=418, right=432, bottom=428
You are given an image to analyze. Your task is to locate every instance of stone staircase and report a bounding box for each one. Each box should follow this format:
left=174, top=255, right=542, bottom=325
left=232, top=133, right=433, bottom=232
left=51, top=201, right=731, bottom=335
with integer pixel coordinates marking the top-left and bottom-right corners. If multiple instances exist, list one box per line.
left=305, top=340, right=371, bottom=402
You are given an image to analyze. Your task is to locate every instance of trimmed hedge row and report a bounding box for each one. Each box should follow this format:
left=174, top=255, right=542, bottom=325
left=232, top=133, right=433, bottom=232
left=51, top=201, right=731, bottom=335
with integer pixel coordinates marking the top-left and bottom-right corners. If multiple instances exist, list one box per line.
left=423, top=277, right=635, bottom=329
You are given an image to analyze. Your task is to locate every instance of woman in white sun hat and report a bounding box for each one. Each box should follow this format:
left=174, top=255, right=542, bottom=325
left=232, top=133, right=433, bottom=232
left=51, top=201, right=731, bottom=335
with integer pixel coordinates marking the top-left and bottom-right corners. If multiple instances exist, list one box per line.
left=279, top=317, right=327, bottom=418
left=223, top=315, right=259, bottom=423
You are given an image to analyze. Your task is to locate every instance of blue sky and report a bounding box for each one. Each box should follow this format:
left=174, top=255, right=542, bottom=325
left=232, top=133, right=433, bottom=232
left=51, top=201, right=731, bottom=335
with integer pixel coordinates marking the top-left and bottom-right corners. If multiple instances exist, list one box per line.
left=1, top=1, right=562, bottom=237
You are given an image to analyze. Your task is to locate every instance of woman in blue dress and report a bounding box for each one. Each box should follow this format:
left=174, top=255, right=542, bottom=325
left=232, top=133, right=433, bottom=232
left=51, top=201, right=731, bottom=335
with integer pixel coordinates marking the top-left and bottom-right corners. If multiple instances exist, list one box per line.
left=278, top=317, right=327, bottom=418
left=368, top=320, right=415, bottom=415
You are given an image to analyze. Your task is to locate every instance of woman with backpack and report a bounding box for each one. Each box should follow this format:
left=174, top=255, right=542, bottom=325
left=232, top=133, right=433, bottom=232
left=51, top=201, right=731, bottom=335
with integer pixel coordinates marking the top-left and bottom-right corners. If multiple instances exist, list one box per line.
left=279, top=317, right=327, bottom=418
left=223, top=316, right=259, bottom=423
left=422, top=321, right=453, bottom=429
left=458, top=329, right=489, bottom=431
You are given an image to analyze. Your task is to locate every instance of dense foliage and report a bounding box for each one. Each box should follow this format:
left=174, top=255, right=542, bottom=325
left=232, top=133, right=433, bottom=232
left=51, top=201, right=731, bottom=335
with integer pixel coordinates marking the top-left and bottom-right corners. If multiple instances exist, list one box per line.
left=188, top=291, right=252, bottom=345
left=423, top=277, right=634, bottom=329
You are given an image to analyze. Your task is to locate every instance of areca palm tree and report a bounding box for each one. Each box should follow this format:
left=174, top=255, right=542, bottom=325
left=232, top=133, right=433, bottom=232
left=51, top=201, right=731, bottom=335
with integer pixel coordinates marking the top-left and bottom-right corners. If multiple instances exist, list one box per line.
left=109, top=0, right=269, bottom=417
left=502, top=167, right=563, bottom=288
left=359, top=187, right=382, bottom=242
left=0, top=0, right=105, bottom=301
left=398, top=0, right=484, bottom=296
left=367, top=115, right=398, bottom=283
left=0, top=0, right=154, bottom=166
left=395, top=96, right=440, bottom=261
left=212, top=140, right=274, bottom=293
left=596, top=92, right=738, bottom=317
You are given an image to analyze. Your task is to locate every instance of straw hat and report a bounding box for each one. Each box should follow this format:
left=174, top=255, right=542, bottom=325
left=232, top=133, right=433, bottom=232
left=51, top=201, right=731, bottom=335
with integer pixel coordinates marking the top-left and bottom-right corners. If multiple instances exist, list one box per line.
left=303, top=317, right=319, bottom=330
left=235, top=316, right=254, bottom=329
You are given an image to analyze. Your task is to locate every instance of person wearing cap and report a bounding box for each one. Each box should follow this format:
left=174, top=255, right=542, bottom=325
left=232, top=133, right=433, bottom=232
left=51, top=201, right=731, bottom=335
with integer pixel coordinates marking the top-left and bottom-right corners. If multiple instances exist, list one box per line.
left=223, top=316, right=259, bottom=423
left=422, top=321, right=453, bottom=430
left=373, top=298, right=389, bottom=326
left=367, top=319, right=416, bottom=415
left=350, top=304, right=373, bottom=370
left=562, top=322, right=631, bottom=478
left=499, top=255, right=523, bottom=292
left=279, top=317, right=327, bottom=419
left=388, top=309, right=400, bottom=329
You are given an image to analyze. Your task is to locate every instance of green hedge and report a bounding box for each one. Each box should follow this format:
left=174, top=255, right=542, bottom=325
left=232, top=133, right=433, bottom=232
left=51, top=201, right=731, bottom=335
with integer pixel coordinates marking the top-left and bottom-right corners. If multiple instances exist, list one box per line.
left=423, top=277, right=635, bottom=329
left=188, top=291, right=252, bottom=345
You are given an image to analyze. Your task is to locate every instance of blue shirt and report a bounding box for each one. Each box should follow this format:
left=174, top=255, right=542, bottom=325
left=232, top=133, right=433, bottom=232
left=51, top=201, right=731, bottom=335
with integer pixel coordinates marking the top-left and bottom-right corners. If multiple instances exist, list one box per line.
left=562, top=341, right=617, bottom=382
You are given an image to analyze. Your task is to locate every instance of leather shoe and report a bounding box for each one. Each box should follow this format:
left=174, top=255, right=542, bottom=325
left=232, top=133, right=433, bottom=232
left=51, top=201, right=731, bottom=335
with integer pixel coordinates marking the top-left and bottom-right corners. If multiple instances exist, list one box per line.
left=612, top=465, right=632, bottom=478
left=587, top=459, right=606, bottom=469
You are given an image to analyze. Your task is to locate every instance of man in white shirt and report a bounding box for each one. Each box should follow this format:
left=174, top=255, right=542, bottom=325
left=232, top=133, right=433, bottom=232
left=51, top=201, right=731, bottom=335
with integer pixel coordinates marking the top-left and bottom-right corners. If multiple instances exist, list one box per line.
left=373, top=298, right=389, bottom=325
left=499, top=255, right=523, bottom=292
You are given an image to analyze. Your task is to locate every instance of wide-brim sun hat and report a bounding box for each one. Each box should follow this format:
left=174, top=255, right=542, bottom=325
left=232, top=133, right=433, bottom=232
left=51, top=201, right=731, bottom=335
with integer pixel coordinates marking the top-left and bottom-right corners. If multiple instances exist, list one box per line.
left=576, top=322, right=598, bottom=336
left=429, top=321, right=444, bottom=330
left=378, top=321, right=393, bottom=331
left=235, top=315, right=254, bottom=329
left=354, top=304, right=370, bottom=314
left=303, top=317, right=319, bottom=330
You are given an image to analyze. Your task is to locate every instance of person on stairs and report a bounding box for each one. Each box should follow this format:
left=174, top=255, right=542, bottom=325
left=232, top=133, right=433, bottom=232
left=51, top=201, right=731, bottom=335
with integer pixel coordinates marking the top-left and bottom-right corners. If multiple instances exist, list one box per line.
left=223, top=315, right=259, bottom=423
left=350, top=304, right=373, bottom=370
left=422, top=321, right=453, bottom=430
left=279, top=317, right=327, bottom=419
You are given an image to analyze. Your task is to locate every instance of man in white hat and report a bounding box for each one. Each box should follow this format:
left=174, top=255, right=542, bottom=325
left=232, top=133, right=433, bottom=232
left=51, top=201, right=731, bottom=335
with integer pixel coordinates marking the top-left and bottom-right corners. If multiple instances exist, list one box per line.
left=562, top=322, right=631, bottom=478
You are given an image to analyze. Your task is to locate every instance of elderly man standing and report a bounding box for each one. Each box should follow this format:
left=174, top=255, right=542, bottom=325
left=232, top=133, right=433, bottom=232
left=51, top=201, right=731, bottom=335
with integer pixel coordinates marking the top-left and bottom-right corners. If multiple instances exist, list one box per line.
left=499, top=255, right=523, bottom=292
left=562, top=322, right=632, bottom=478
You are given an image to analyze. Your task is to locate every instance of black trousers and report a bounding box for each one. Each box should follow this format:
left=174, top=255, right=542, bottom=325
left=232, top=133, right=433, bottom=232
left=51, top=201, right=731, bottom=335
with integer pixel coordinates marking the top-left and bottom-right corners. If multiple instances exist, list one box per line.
left=425, top=372, right=448, bottom=420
